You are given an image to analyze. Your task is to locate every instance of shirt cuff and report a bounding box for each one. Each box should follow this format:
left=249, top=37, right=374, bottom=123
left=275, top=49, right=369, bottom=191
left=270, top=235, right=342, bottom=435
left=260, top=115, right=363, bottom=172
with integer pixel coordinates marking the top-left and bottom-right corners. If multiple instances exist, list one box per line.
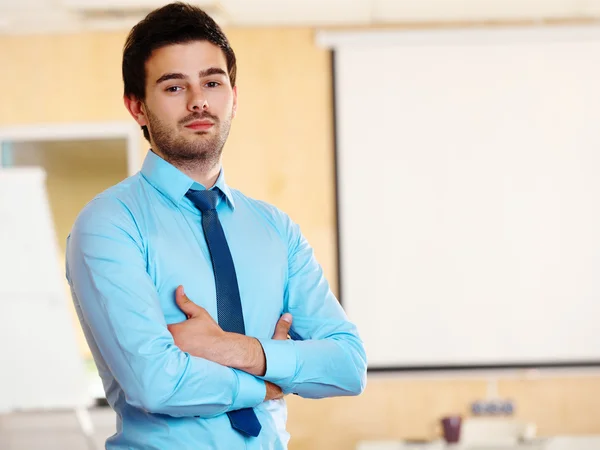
left=257, top=338, right=298, bottom=384
left=231, top=369, right=266, bottom=411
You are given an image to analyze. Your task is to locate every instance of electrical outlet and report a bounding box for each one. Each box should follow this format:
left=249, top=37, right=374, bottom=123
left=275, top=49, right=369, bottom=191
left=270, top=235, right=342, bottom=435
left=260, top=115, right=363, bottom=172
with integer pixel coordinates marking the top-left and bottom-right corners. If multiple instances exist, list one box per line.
left=471, top=400, right=515, bottom=416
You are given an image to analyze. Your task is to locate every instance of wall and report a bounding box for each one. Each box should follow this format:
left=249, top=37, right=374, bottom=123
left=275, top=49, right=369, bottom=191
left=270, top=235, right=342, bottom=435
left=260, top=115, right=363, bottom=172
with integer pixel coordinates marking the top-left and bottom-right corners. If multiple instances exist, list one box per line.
left=1, top=27, right=599, bottom=450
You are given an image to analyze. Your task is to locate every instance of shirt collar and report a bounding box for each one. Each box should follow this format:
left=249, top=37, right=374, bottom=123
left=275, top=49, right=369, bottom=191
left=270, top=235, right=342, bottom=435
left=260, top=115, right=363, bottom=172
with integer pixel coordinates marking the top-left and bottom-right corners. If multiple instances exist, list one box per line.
left=140, top=150, right=235, bottom=210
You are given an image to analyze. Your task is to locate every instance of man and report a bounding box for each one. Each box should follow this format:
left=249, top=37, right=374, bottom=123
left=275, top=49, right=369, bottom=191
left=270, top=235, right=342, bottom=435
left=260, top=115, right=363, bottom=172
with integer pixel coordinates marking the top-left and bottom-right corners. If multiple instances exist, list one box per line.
left=66, top=2, right=367, bottom=449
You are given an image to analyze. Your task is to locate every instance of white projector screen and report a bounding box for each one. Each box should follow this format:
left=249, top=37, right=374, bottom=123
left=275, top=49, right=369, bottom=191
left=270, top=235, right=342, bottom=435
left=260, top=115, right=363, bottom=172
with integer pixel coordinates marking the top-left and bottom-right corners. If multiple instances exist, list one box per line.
left=324, top=26, right=600, bottom=369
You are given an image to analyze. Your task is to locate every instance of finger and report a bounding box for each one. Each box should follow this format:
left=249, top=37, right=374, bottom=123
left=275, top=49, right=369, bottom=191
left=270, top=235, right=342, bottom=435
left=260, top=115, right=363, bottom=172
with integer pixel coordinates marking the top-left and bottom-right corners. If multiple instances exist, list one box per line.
left=272, top=313, right=292, bottom=340
left=175, top=285, right=202, bottom=318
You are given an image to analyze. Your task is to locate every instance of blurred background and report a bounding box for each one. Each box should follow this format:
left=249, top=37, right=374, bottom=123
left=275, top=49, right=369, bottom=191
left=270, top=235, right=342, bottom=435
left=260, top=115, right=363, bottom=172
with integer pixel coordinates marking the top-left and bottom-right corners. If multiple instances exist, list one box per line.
left=2, top=1, right=600, bottom=449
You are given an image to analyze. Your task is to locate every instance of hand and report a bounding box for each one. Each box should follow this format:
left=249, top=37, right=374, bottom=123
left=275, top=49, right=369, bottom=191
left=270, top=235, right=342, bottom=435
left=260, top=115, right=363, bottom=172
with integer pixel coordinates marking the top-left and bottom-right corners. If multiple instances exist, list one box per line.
left=168, top=286, right=292, bottom=401
left=168, top=286, right=266, bottom=375
left=265, top=381, right=284, bottom=401
left=167, top=286, right=225, bottom=361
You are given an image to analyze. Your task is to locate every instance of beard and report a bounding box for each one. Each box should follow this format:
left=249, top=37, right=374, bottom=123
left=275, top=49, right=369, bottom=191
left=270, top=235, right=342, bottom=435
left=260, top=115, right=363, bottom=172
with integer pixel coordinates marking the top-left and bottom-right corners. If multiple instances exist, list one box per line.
left=145, top=107, right=232, bottom=173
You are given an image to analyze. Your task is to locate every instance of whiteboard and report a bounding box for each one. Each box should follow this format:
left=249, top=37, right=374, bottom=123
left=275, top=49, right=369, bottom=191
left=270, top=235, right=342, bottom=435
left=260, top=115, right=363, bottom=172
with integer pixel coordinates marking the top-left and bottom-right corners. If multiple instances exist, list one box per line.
left=328, top=26, right=600, bottom=369
left=0, top=167, right=90, bottom=410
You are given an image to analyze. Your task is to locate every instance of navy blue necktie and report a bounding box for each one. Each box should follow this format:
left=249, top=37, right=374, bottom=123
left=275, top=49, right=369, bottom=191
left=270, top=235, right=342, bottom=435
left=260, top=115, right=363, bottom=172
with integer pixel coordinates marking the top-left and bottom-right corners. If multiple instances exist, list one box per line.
left=186, top=188, right=262, bottom=438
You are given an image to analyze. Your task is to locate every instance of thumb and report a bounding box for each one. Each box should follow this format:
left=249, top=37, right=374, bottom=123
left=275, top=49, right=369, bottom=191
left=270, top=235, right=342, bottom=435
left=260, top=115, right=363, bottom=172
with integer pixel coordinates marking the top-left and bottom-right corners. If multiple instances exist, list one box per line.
left=175, top=285, right=201, bottom=318
left=272, top=313, right=293, bottom=340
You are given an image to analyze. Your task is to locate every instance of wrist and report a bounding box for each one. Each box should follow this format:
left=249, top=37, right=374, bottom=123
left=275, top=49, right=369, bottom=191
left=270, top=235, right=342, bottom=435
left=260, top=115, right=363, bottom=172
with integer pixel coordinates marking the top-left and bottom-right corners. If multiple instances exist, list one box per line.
left=222, top=333, right=266, bottom=376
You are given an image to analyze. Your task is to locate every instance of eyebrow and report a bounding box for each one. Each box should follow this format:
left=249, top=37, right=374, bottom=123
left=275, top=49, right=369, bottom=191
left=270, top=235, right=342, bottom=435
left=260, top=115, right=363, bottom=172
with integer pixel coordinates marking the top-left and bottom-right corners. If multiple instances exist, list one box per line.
left=199, top=67, right=228, bottom=78
left=155, top=67, right=228, bottom=85
left=155, top=73, right=186, bottom=84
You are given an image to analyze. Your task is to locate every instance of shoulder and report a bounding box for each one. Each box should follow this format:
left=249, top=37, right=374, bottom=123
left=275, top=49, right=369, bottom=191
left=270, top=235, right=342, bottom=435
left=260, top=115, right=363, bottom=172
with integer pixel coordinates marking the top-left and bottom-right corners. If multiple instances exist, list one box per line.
left=66, top=175, right=148, bottom=282
left=71, top=174, right=146, bottom=240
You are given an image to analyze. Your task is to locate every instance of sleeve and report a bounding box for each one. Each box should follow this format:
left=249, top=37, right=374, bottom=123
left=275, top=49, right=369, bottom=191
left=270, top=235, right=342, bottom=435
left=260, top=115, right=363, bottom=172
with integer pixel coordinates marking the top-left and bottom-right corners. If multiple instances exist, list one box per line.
left=66, top=198, right=266, bottom=417
left=256, top=211, right=367, bottom=398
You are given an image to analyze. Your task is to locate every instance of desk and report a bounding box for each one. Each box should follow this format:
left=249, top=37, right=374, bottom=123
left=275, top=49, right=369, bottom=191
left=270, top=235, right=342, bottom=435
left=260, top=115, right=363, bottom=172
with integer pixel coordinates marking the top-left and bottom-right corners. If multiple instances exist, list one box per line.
left=357, top=441, right=545, bottom=450
left=546, top=436, right=600, bottom=449
left=357, top=436, right=600, bottom=450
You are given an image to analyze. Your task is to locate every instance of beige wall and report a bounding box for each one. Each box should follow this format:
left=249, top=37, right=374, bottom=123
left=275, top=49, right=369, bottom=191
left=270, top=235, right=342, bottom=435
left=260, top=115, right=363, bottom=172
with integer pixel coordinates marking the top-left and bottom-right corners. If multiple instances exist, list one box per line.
left=1, top=27, right=599, bottom=450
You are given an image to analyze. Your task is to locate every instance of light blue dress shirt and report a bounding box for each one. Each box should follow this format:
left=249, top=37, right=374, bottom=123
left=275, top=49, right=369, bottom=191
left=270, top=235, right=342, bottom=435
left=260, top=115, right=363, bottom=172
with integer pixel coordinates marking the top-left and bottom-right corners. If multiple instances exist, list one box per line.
left=66, top=150, right=367, bottom=450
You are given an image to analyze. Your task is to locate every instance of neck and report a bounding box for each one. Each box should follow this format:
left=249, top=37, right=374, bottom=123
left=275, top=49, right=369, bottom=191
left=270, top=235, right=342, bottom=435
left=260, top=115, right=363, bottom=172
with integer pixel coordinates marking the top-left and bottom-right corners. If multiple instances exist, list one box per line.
left=178, top=160, right=221, bottom=188
left=152, top=148, right=222, bottom=188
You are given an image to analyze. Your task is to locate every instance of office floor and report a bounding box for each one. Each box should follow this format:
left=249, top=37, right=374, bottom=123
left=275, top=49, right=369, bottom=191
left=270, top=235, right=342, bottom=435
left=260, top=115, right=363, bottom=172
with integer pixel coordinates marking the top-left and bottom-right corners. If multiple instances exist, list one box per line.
left=0, top=407, right=115, bottom=450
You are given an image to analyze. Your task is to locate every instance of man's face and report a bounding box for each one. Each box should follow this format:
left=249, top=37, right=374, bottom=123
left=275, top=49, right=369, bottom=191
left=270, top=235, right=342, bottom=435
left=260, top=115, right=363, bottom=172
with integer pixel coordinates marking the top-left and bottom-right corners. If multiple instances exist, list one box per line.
left=140, top=40, right=237, bottom=169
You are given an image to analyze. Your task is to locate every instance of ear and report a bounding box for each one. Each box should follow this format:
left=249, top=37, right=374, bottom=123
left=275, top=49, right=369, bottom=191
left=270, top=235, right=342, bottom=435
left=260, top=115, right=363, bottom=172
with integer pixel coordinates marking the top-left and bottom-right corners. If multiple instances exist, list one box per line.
left=124, top=95, right=148, bottom=127
left=232, top=86, right=238, bottom=119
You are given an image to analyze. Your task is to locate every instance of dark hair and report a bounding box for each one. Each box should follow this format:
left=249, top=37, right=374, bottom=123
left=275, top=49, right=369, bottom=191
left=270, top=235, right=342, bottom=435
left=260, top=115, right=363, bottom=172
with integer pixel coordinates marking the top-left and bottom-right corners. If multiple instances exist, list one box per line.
left=122, top=2, right=237, bottom=141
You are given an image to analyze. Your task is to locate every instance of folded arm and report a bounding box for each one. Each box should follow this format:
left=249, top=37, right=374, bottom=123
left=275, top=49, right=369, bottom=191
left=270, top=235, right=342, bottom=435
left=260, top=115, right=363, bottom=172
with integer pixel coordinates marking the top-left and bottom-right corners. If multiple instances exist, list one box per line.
left=256, top=215, right=368, bottom=397
left=66, top=198, right=266, bottom=418
left=179, top=211, right=368, bottom=397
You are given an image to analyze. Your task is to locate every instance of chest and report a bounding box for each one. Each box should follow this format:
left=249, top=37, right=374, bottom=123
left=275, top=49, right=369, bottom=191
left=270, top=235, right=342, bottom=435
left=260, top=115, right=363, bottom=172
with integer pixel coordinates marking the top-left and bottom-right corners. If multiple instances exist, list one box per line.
left=144, top=207, right=288, bottom=338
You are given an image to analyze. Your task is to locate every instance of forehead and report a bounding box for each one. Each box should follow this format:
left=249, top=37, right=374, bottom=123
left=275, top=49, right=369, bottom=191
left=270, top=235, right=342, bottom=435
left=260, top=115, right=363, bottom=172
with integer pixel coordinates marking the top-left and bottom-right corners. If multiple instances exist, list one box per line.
left=145, top=41, right=228, bottom=78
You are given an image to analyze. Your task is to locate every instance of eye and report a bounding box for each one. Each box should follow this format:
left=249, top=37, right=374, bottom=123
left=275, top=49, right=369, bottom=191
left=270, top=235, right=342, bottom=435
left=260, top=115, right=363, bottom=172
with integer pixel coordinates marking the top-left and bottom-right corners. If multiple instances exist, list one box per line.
left=205, top=81, right=221, bottom=88
left=166, top=86, right=183, bottom=93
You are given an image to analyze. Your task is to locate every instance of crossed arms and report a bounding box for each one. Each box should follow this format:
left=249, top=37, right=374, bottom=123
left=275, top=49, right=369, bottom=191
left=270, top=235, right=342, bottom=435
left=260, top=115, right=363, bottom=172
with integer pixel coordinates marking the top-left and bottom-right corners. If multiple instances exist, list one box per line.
left=66, top=198, right=367, bottom=418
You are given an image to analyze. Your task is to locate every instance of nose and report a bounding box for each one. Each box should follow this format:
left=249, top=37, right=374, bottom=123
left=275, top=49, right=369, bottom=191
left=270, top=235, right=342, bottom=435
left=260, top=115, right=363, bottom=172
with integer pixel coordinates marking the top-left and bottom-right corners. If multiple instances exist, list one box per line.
left=187, top=89, right=209, bottom=112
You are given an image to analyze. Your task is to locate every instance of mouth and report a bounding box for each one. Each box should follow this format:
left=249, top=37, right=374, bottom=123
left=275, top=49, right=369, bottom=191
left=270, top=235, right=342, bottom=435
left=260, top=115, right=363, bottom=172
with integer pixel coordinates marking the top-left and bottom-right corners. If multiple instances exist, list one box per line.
left=184, top=120, right=215, bottom=131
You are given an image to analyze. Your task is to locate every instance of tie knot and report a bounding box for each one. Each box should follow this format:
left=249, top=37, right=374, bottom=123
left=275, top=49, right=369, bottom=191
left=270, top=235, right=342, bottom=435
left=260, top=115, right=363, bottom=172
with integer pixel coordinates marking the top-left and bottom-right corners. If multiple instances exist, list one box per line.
left=186, top=189, right=219, bottom=212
